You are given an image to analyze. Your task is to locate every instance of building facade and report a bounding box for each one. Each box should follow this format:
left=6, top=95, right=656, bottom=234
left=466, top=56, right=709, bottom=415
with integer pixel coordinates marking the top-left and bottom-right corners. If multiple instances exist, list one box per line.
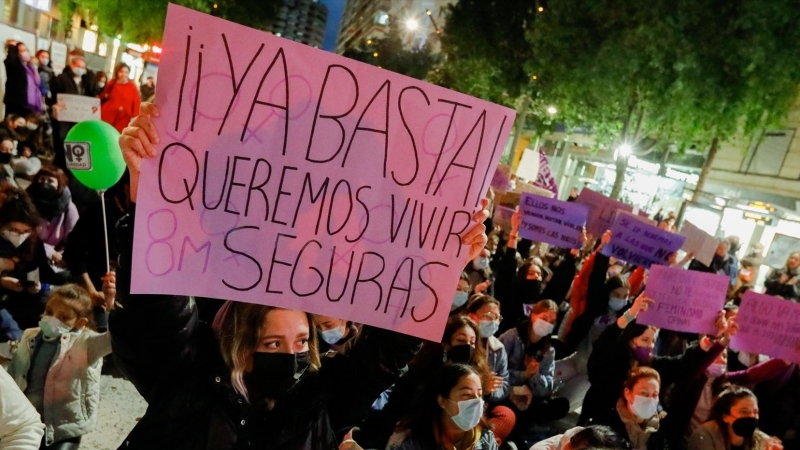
left=335, top=0, right=454, bottom=54
left=271, top=0, right=328, bottom=48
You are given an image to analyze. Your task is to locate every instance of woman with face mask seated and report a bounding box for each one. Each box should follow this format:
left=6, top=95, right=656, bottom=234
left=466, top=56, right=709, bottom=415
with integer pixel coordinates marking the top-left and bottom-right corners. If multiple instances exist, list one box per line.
left=579, top=293, right=735, bottom=427
left=110, top=103, right=491, bottom=449
left=664, top=345, right=793, bottom=450
left=689, top=386, right=784, bottom=450
left=313, top=314, right=360, bottom=354
left=451, top=272, right=473, bottom=316
left=465, top=295, right=516, bottom=445
left=26, top=166, right=78, bottom=268
left=387, top=363, right=498, bottom=450
left=0, top=188, right=67, bottom=337
left=590, top=367, right=667, bottom=450
left=494, top=211, right=543, bottom=334
left=465, top=248, right=494, bottom=297
left=499, top=299, right=570, bottom=431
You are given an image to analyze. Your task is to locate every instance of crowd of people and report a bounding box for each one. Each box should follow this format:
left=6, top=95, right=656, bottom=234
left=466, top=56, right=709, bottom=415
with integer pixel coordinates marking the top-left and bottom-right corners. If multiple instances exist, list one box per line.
left=0, top=41, right=798, bottom=450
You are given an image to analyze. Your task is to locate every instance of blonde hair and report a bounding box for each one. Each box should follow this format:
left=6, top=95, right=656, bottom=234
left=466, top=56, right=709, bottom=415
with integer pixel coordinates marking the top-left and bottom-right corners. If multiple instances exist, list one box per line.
left=47, top=284, right=94, bottom=330
left=217, top=304, right=321, bottom=401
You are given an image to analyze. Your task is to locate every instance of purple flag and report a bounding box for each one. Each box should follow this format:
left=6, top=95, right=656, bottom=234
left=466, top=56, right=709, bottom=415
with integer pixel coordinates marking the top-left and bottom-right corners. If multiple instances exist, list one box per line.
left=534, top=150, right=558, bottom=197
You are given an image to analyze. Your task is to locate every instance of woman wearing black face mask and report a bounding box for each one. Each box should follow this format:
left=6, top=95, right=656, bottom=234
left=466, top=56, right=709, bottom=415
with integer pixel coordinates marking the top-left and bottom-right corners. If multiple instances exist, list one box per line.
left=26, top=166, right=78, bottom=268
left=689, top=386, right=783, bottom=450
left=111, top=102, right=492, bottom=450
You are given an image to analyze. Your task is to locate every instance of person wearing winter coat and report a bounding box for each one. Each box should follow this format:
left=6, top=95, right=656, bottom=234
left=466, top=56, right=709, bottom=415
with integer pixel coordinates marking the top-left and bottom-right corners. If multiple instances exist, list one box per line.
left=4, top=42, right=44, bottom=117
left=6, top=284, right=112, bottom=449
left=109, top=102, right=490, bottom=449
left=386, top=364, right=498, bottom=450
left=99, top=63, right=141, bottom=134
left=26, top=166, right=78, bottom=263
left=0, top=364, right=44, bottom=450
left=590, top=367, right=668, bottom=450
left=763, top=252, right=800, bottom=302
left=579, top=293, right=730, bottom=426
left=689, top=386, right=783, bottom=450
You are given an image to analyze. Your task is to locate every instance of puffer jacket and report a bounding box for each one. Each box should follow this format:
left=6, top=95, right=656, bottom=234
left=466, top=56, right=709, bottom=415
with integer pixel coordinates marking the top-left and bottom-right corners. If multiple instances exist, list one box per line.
left=7, top=327, right=110, bottom=446
left=109, top=211, right=422, bottom=450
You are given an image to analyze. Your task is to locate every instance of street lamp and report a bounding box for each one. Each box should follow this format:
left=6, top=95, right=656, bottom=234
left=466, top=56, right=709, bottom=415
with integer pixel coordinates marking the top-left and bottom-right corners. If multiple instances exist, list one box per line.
left=617, top=144, right=632, bottom=157
left=547, top=106, right=557, bottom=115
left=405, top=18, right=419, bottom=31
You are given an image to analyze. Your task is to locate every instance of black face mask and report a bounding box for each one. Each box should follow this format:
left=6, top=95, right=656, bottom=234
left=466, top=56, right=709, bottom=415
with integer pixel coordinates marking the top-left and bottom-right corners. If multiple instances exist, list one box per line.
left=245, top=351, right=310, bottom=400
left=37, top=183, right=58, bottom=200
left=0, top=153, right=11, bottom=164
left=731, top=417, right=757, bottom=438
left=445, top=344, right=475, bottom=364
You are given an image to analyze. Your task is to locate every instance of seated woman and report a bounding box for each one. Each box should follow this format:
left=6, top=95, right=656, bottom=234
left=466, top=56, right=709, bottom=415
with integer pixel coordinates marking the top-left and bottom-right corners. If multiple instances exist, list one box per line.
left=26, top=165, right=78, bottom=265
left=313, top=314, right=360, bottom=354
left=465, top=295, right=516, bottom=445
left=499, top=299, right=569, bottom=424
left=0, top=188, right=67, bottom=336
left=387, top=363, right=498, bottom=450
left=689, top=386, right=783, bottom=450
left=590, top=367, right=667, bottom=450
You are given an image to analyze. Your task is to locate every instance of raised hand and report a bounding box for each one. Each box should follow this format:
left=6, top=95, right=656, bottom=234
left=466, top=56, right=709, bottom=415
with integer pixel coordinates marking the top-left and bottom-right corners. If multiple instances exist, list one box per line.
left=119, top=102, right=160, bottom=202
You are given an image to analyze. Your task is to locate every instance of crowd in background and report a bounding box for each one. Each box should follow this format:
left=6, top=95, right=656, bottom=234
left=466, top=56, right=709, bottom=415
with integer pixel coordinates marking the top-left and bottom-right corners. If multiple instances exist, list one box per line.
left=0, top=41, right=797, bottom=450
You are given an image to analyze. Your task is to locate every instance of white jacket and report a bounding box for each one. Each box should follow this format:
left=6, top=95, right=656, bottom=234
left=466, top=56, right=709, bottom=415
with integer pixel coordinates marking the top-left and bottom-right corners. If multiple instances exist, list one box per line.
left=0, top=365, right=44, bottom=450
left=7, top=327, right=111, bottom=446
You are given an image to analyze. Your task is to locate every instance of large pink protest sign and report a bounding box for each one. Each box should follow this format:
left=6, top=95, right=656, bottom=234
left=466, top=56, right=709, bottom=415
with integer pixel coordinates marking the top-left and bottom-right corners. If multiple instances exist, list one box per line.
left=129, top=5, right=515, bottom=340
left=732, top=291, right=800, bottom=363
left=638, top=265, right=728, bottom=335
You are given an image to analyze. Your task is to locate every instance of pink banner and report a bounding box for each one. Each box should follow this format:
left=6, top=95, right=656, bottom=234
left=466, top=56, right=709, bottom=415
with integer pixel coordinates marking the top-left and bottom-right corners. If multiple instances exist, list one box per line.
left=732, top=291, right=800, bottom=363
left=639, top=265, right=728, bottom=334
left=534, top=150, right=558, bottom=196
left=575, top=189, right=634, bottom=237
left=129, top=5, right=514, bottom=340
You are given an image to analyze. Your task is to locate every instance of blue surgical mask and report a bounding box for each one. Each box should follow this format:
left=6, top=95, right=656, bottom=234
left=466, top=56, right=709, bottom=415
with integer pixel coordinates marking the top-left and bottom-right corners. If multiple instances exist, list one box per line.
left=447, top=397, right=484, bottom=431
left=532, top=318, right=554, bottom=338
left=452, top=291, right=469, bottom=310
left=479, top=320, right=500, bottom=338
left=630, top=395, right=659, bottom=420
left=608, top=297, right=628, bottom=312
left=472, top=257, right=489, bottom=271
left=319, top=326, right=345, bottom=345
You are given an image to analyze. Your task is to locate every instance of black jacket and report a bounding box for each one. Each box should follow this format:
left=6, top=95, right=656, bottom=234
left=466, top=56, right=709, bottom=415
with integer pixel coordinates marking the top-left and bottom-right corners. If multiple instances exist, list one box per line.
left=3, top=57, right=29, bottom=114
left=590, top=404, right=669, bottom=450
left=109, top=212, right=422, bottom=449
left=49, top=66, right=96, bottom=102
left=579, top=322, right=719, bottom=426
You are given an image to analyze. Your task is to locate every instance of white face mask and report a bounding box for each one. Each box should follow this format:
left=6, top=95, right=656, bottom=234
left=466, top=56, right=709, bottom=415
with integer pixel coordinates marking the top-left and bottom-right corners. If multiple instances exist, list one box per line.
left=97, top=81, right=106, bottom=89
left=447, top=397, right=484, bottom=431
left=319, top=326, right=345, bottom=345
left=452, top=291, right=469, bottom=310
left=73, top=67, right=86, bottom=77
left=472, top=257, right=489, bottom=271
left=1, top=229, right=30, bottom=248
left=532, top=318, right=554, bottom=338
left=39, top=315, right=70, bottom=340
left=630, top=395, right=659, bottom=420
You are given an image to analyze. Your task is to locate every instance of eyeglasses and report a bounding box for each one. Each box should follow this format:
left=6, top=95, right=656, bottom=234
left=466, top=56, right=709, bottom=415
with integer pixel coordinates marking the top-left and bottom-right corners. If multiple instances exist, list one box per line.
left=481, top=312, right=502, bottom=321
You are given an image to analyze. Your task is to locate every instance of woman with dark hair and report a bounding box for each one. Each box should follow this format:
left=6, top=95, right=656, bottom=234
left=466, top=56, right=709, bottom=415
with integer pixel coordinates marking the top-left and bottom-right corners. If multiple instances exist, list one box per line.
left=591, top=367, right=668, bottom=450
left=0, top=188, right=66, bottom=335
left=579, top=293, right=731, bottom=426
left=4, top=42, right=45, bottom=117
left=495, top=211, right=543, bottom=332
left=689, top=386, right=783, bottom=450
left=451, top=272, right=473, bottom=315
left=387, top=363, right=498, bottom=450
left=100, top=63, right=140, bottom=133
left=26, top=165, right=78, bottom=264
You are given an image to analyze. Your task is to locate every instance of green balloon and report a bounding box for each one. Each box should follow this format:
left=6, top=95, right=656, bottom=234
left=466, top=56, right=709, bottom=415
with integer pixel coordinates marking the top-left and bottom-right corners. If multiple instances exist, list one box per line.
left=64, top=120, right=126, bottom=191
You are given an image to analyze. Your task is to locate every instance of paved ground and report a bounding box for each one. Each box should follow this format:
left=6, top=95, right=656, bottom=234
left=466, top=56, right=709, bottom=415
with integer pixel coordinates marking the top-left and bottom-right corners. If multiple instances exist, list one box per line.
left=82, top=374, right=147, bottom=450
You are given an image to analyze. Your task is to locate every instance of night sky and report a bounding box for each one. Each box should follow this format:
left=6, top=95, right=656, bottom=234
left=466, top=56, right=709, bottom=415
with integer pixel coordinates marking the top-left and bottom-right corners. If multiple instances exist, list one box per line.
left=320, top=0, right=346, bottom=51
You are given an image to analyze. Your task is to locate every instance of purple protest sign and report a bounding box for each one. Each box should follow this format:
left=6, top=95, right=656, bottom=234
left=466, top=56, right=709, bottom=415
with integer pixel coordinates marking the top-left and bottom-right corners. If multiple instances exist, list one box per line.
left=575, top=189, right=634, bottom=237
left=732, top=291, right=800, bottom=363
left=518, top=193, right=588, bottom=249
left=638, top=265, right=728, bottom=334
left=491, top=164, right=512, bottom=191
left=493, top=205, right=516, bottom=230
left=129, top=5, right=515, bottom=341
left=603, top=211, right=686, bottom=268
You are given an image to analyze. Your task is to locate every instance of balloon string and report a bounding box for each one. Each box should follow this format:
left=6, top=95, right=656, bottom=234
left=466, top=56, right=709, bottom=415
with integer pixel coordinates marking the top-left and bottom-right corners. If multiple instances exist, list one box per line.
left=99, top=190, right=111, bottom=274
